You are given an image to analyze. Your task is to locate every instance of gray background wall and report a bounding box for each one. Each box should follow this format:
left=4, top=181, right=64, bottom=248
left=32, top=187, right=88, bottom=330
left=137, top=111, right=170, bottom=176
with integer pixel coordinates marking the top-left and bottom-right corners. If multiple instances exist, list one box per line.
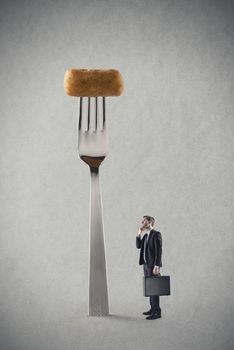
left=0, top=0, right=233, bottom=349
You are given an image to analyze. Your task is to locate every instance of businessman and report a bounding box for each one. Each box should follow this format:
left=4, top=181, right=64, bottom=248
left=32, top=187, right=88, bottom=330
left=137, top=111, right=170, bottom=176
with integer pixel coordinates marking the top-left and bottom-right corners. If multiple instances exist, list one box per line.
left=136, top=215, right=162, bottom=320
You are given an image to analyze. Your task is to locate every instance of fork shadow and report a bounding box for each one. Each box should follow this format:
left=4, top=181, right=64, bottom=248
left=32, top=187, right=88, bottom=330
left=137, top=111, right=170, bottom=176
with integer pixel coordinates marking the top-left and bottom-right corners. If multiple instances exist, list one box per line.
left=106, top=314, right=138, bottom=322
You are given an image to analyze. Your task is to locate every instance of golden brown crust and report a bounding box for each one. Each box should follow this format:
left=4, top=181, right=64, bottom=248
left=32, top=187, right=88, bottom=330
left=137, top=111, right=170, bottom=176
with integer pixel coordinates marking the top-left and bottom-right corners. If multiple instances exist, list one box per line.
left=64, top=69, right=124, bottom=97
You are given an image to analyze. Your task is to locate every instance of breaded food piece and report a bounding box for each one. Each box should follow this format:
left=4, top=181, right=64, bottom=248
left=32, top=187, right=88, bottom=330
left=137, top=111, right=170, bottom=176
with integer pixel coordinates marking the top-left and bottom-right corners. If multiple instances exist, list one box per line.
left=64, top=69, right=124, bottom=97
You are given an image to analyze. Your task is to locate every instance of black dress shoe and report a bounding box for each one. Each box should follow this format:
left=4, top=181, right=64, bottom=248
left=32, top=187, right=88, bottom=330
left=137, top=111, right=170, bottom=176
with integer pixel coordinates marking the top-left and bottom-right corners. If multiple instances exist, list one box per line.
left=146, top=314, right=161, bottom=320
left=142, top=310, right=152, bottom=315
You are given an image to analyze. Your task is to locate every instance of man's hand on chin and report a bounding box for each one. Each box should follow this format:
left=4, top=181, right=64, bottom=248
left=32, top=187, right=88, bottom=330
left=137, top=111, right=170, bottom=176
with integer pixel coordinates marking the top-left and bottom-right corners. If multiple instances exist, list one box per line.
left=153, top=266, right=160, bottom=275
left=137, top=226, right=145, bottom=237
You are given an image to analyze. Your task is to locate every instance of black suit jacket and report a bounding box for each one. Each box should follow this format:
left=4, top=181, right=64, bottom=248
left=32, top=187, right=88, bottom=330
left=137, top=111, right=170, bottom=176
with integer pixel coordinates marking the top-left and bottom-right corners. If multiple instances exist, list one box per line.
left=136, top=229, right=162, bottom=267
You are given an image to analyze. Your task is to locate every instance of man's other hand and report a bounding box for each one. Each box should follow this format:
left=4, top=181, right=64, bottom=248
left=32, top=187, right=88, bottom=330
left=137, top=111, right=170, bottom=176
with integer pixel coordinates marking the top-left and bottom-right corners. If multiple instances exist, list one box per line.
left=153, top=266, right=160, bottom=275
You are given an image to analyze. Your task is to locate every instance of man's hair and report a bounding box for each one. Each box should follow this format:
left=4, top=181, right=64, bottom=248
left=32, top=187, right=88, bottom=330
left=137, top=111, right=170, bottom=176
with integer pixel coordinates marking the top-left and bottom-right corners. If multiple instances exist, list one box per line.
left=143, top=215, right=155, bottom=226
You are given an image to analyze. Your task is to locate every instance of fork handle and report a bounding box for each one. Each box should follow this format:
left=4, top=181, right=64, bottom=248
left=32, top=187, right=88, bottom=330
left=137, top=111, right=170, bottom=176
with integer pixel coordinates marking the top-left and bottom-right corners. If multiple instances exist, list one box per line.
left=89, top=167, right=109, bottom=316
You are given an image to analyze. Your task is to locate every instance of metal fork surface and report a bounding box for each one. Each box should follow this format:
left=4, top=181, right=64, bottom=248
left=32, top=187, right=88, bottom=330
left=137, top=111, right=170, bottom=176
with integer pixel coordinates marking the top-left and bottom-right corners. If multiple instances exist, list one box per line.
left=78, top=97, right=109, bottom=316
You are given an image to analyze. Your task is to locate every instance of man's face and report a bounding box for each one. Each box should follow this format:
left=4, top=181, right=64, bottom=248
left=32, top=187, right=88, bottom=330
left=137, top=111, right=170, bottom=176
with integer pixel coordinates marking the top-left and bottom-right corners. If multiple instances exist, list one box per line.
left=141, top=217, right=151, bottom=229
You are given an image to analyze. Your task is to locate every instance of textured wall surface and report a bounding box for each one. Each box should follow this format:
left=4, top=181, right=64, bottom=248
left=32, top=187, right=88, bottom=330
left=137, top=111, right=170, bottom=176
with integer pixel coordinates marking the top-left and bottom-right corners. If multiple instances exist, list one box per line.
left=0, top=0, right=234, bottom=349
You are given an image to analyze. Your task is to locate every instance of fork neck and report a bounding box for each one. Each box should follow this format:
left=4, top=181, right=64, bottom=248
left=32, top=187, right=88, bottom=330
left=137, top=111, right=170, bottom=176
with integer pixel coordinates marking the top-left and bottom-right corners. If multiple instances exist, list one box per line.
left=90, top=166, right=99, bottom=174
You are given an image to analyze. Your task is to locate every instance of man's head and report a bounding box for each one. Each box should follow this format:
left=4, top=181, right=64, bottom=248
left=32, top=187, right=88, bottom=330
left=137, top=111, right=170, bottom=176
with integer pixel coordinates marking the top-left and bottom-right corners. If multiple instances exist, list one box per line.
left=142, top=215, right=155, bottom=229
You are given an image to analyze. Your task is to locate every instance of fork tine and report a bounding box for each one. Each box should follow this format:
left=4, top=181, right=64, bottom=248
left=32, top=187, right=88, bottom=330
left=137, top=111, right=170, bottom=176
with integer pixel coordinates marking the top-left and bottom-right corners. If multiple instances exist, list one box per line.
left=103, top=97, right=106, bottom=130
left=95, top=97, right=98, bottom=131
left=78, top=97, right=83, bottom=131
left=87, top=97, right=91, bottom=131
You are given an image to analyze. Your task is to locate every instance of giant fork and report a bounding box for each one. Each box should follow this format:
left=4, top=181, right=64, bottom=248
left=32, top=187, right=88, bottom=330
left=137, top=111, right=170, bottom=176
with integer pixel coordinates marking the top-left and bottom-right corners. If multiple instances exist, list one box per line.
left=78, top=97, right=109, bottom=316
left=64, top=68, right=123, bottom=317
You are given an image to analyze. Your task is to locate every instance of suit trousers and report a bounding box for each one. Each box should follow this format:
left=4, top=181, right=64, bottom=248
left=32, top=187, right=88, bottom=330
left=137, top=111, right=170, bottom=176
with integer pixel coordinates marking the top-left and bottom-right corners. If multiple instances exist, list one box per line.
left=143, top=264, right=161, bottom=314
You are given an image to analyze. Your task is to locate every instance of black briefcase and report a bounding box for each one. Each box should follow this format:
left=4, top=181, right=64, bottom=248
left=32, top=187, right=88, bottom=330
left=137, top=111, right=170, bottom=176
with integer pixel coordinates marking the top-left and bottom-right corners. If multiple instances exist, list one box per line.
left=143, top=275, right=170, bottom=296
